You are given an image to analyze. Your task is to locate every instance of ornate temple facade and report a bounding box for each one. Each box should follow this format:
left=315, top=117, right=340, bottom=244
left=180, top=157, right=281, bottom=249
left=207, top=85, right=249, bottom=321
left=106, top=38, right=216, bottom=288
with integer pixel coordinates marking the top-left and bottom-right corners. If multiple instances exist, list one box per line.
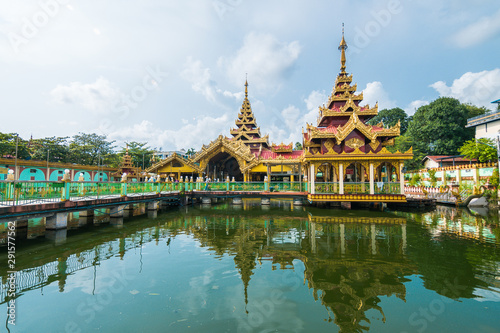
left=146, top=32, right=412, bottom=203
left=303, top=33, right=412, bottom=202
left=147, top=80, right=303, bottom=183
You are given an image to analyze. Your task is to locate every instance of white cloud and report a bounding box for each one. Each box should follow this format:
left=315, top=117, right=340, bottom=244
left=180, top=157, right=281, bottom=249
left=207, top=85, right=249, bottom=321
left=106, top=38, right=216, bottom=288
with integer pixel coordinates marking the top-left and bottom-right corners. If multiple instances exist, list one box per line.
left=220, top=89, right=244, bottom=100
left=430, top=69, right=500, bottom=109
left=362, top=81, right=397, bottom=110
left=303, top=90, right=327, bottom=125
left=107, top=115, right=232, bottom=151
left=451, top=9, right=500, bottom=48
left=50, top=76, right=122, bottom=113
left=180, top=57, right=218, bottom=103
left=220, top=32, right=301, bottom=92
left=404, top=100, right=429, bottom=115
left=261, top=90, right=327, bottom=145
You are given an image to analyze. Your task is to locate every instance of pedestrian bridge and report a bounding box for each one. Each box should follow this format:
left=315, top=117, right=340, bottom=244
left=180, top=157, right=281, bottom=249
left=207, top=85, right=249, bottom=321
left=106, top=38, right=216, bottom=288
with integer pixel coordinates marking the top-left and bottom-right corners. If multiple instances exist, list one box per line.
left=0, top=179, right=406, bottom=221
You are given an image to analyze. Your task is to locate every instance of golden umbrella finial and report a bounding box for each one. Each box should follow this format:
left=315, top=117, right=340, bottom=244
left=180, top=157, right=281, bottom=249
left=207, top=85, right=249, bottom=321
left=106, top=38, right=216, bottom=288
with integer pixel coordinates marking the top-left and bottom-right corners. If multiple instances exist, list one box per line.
left=244, top=74, right=248, bottom=98
left=339, top=23, right=348, bottom=73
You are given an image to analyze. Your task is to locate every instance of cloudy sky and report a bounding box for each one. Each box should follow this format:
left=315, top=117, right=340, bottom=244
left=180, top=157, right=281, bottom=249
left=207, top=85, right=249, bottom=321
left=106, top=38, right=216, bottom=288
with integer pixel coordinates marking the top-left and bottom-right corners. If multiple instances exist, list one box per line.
left=1, top=0, right=499, bottom=151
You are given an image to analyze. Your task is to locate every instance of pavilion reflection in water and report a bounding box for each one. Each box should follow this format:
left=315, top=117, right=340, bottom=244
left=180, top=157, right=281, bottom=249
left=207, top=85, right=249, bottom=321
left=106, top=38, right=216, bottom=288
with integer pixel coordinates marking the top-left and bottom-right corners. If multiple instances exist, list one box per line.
left=2, top=204, right=498, bottom=332
left=167, top=210, right=414, bottom=332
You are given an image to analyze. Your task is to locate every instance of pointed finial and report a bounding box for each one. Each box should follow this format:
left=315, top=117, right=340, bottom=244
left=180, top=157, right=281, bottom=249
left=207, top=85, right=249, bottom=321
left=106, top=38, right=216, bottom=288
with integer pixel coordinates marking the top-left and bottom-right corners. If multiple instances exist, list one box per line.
left=244, top=76, right=248, bottom=98
left=338, top=23, right=348, bottom=73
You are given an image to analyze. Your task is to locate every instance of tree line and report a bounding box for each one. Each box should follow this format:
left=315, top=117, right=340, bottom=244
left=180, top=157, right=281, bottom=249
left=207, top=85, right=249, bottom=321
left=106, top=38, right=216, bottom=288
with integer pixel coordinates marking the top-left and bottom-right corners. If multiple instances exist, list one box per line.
left=366, top=97, right=496, bottom=170
left=0, top=133, right=158, bottom=169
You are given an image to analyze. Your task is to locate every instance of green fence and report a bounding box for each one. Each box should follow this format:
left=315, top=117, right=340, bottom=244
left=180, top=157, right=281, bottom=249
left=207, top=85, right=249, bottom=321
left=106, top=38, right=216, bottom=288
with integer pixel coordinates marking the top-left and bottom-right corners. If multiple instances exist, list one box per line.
left=314, top=182, right=401, bottom=195
left=374, top=182, right=400, bottom=195
left=197, top=181, right=306, bottom=192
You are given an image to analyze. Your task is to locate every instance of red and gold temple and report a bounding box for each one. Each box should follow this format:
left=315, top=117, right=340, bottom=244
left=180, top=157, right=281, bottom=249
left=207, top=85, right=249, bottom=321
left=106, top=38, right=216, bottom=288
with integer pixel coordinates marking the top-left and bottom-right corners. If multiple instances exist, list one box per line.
left=146, top=32, right=412, bottom=203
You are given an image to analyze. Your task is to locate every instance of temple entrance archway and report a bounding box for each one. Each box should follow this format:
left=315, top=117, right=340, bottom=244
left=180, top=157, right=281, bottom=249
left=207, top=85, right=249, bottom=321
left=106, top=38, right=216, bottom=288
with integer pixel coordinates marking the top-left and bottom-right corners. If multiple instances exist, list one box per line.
left=204, top=152, right=243, bottom=181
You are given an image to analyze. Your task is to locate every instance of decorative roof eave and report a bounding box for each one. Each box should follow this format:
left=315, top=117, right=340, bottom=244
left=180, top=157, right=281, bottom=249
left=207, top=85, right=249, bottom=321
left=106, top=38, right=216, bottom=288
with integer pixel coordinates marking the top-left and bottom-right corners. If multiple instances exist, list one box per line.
left=257, top=157, right=304, bottom=164
left=310, top=113, right=400, bottom=142
left=329, top=91, right=363, bottom=103
left=304, top=147, right=413, bottom=161
left=191, top=135, right=257, bottom=164
left=145, top=152, right=201, bottom=173
left=335, top=74, right=353, bottom=84
left=318, top=102, right=378, bottom=123
left=235, top=119, right=256, bottom=126
left=336, top=83, right=357, bottom=93
left=271, top=142, right=293, bottom=153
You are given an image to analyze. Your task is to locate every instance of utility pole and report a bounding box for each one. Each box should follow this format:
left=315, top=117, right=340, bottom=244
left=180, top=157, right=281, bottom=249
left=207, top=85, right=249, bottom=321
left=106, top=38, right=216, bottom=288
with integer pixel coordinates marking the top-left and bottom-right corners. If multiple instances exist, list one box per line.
left=14, top=134, right=18, bottom=181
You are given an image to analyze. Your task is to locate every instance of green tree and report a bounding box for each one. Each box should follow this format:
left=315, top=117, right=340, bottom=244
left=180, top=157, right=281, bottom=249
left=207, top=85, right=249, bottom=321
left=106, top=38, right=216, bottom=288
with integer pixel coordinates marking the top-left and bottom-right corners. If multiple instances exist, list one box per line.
left=428, top=169, right=437, bottom=187
left=28, top=136, right=70, bottom=163
left=458, top=138, right=498, bottom=163
left=463, top=103, right=488, bottom=119
left=367, top=107, right=409, bottom=134
left=406, top=97, right=473, bottom=169
left=295, top=142, right=303, bottom=150
left=69, top=133, right=116, bottom=165
left=0, top=133, right=30, bottom=159
left=186, top=148, right=196, bottom=157
left=490, top=168, right=499, bottom=188
left=119, top=141, right=155, bottom=169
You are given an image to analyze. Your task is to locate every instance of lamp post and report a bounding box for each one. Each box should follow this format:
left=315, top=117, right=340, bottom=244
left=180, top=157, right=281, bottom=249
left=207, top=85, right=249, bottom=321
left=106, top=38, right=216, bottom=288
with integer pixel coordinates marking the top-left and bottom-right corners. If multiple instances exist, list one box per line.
left=14, top=134, right=18, bottom=181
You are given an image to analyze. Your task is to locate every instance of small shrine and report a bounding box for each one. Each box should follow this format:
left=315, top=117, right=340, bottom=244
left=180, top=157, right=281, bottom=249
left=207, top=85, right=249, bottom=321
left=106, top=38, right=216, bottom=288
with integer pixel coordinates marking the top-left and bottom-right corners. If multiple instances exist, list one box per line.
left=111, top=148, right=141, bottom=181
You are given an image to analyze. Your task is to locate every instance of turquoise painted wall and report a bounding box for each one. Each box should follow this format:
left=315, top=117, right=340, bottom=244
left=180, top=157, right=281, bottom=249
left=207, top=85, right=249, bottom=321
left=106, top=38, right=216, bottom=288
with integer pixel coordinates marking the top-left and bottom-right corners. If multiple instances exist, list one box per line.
left=19, top=168, right=46, bottom=181
left=93, top=172, right=109, bottom=181
left=73, top=171, right=91, bottom=181
left=50, top=169, right=66, bottom=181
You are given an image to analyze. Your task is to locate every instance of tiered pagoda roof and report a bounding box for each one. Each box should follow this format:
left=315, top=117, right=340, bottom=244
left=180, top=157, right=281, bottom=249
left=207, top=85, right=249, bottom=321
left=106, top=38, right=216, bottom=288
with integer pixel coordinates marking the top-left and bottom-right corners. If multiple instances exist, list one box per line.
left=317, top=34, right=379, bottom=127
left=303, top=30, right=405, bottom=155
left=111, top=148, right=141, bottom=179
left=229, top=80, right=269, bottom=150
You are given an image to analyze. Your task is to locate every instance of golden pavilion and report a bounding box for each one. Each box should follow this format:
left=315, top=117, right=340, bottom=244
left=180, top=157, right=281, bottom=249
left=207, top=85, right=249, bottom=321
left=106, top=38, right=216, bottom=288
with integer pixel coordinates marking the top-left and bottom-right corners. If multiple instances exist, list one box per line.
left=146, top=31, right=412, bottom=203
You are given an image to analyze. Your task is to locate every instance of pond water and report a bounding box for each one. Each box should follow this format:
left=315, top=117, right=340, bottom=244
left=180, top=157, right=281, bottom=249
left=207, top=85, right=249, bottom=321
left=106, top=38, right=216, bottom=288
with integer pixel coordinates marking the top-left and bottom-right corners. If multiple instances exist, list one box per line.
left=1, top=200, right=499, bottom=332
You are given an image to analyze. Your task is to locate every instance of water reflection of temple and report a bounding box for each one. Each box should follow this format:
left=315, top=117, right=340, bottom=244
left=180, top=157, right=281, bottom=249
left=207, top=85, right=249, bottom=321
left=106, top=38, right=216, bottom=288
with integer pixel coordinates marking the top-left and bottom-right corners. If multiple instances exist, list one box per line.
left=169, top=211, right=415, bottom=332
left=2, top=205, right=498, bottom=332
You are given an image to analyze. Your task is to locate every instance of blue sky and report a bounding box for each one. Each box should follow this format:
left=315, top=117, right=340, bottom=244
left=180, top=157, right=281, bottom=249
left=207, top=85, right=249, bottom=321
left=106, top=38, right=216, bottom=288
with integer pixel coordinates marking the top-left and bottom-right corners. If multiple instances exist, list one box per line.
left=1, top=0, right=499, bottom=151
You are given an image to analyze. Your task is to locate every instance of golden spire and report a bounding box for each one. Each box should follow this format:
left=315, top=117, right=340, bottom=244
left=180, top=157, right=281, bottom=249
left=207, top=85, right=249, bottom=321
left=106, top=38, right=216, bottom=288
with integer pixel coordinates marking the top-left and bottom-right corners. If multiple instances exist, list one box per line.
left=339, top=23, right=348, bottom=73
left=244, top=75, right=248, bottom=99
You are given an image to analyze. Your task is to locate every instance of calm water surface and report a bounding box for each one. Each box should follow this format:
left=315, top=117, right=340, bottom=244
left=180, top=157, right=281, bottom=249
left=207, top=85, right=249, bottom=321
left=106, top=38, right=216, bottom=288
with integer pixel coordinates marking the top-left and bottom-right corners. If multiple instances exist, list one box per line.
left=1, top=200, right=499, bottom=332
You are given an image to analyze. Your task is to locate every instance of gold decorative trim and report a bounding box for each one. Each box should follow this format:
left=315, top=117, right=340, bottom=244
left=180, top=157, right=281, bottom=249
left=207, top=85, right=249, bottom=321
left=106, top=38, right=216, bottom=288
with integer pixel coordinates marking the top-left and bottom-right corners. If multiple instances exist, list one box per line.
left=345, top=137, right=364, bottom=150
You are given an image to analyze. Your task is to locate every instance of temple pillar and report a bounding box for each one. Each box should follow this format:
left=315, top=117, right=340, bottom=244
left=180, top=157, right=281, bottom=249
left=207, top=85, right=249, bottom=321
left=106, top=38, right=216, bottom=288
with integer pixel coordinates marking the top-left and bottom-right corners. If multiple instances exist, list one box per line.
left=400, top=163, right=405, bottom=195
left=339, top=164, right=344, bottom=195
left=361, top=165, right=366, bottom=192
left=456, top=168, right=461, bottom=184
left=333, top=166, right=338, bottom=193
left=369, top=163, right=375, bottom=194
left=310, top=164, right=315, bottom=194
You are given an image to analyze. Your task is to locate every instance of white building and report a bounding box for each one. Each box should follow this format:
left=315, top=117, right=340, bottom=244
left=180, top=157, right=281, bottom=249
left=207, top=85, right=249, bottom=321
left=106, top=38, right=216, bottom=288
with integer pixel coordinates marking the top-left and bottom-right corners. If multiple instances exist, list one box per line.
left=466, top=99, right=500, bottom=139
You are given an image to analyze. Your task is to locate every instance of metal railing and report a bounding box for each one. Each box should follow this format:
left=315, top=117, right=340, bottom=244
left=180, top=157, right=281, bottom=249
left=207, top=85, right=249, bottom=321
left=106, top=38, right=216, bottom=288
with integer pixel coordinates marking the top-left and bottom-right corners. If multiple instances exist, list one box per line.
left=0, top=179, right=402, bottom=207
left=314, top=181, right=401, bottom=195
left=374, top=182, right=401, bottom=195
